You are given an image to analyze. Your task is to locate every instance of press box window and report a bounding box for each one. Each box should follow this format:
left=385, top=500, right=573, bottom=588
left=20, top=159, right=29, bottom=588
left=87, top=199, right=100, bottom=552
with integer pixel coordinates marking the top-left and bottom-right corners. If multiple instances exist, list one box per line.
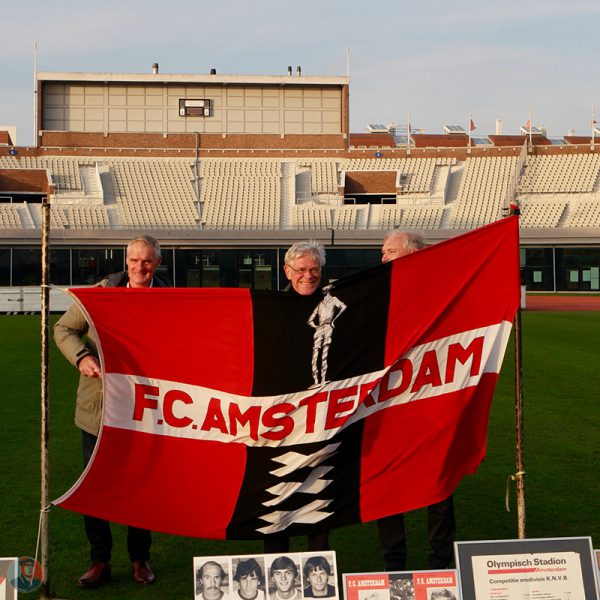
left=179, top=99, right=213, bottom=117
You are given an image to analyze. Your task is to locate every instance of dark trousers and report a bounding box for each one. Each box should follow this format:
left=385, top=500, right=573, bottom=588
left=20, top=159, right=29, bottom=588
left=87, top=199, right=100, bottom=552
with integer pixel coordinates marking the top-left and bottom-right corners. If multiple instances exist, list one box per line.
left=377, top=496, right=455, bottom=571
left=82, top=430, right=151, bottom=563
left=264, top=531, right=330, bottom=554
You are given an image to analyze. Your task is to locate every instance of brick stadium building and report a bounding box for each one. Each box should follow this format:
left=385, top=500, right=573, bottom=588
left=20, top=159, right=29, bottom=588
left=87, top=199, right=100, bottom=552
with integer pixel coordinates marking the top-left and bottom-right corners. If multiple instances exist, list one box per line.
left=1, top=66, right=599, bottom=309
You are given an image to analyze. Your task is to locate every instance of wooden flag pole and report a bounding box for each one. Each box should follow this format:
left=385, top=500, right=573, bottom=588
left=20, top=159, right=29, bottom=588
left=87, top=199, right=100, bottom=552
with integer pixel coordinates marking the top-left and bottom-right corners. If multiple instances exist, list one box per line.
left=513, top=305, right=526, bottom=538
left=40, top=195, right=51, bottom=598
left=511, top=203, right=526, bottom=539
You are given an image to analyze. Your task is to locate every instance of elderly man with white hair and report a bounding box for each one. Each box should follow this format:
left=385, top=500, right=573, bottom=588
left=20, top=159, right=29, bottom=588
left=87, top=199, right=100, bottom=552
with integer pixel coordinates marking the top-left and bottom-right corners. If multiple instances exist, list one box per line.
left=378, top=229, right=456, bottom=571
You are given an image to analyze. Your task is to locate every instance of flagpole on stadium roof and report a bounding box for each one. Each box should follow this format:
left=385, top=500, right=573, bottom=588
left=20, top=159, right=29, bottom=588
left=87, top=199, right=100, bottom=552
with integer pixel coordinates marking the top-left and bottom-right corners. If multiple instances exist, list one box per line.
left=33, top=42, right=38, bottom=148
left=591, top=105, right=596, bottom=151
left=345, top=47, right=350, bottom=77
left=39, top=194, right=51, bottom=597
left=467, top=109, right=472, bottom=154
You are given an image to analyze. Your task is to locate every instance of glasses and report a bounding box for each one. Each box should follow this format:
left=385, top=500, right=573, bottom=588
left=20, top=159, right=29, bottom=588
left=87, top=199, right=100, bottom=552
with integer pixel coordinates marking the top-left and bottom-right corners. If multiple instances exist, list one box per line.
left=287, top=265, right=322, bottom=276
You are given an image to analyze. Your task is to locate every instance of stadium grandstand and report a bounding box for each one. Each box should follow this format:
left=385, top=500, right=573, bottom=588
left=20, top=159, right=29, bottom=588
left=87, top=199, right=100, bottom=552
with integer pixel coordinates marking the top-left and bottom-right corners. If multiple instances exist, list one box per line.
left=1, top=65, right=599, bottom=310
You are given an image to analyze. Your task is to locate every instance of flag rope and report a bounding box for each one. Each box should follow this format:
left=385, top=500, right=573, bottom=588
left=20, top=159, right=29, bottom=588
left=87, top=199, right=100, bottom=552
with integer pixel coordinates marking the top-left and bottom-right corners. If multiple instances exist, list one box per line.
left=505, top=471, right=526, bottom=512
left=31, top=504, right=51, bottom=586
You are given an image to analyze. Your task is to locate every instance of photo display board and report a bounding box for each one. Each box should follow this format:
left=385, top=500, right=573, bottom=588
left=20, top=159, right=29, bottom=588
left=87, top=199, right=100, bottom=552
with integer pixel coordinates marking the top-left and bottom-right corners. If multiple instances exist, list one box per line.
left=343, top=570, right=458, bottom=600
left=0, top=558, right=18, bottom=600
left=194, top=551, right=339, bottom=600
left=455, top=537, right=599, bottom=600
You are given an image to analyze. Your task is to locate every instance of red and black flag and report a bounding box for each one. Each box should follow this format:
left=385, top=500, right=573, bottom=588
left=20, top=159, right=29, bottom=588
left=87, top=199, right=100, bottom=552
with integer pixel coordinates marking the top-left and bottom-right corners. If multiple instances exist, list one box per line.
left=53, top=217, right=520, bottom=540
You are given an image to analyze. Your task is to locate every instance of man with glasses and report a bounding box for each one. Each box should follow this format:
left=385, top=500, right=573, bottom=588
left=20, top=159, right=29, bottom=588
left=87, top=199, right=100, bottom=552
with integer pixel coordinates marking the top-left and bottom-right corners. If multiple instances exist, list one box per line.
left=264, top=241, right=330, bottom=554
left=283, top=241, right=324, bottom=296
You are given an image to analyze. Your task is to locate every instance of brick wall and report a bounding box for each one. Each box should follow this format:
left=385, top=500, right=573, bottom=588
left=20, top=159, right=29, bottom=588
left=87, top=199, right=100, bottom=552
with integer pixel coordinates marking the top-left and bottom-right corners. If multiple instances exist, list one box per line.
left=344, top=171, right=397, bottom=194
left=39, top=131, right=347, bottom=151
left=0, top=169, right=49, bottom=193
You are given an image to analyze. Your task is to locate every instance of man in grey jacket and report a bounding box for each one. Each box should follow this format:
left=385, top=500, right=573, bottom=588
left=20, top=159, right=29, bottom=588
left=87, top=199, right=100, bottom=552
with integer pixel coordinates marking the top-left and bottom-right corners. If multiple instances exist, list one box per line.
left=54, top=234, right=168, bottom=588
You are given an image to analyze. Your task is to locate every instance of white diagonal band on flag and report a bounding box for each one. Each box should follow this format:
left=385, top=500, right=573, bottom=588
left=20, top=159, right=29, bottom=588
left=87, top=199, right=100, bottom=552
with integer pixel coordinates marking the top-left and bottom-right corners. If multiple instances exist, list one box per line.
left=263, top=465, right=334, bottom=507
left=257, top=499, right=333, bottom=534
left=270, top=443, right=341, bottom=477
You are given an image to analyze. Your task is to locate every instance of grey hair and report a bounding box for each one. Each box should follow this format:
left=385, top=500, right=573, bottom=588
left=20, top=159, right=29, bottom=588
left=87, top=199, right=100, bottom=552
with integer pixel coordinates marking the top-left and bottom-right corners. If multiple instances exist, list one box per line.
left=127, top=234, right=161, bottom=257
left=284, top=241, right=326, bottom=267
left=382, top=230, right=425, bottom=253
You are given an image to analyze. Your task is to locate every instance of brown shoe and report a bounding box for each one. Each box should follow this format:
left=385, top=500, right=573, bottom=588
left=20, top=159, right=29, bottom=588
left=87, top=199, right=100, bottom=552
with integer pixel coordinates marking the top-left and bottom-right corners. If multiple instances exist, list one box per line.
left=78, top=562, right=111, bottom=588
left=132, top=560, right=156, bottom=585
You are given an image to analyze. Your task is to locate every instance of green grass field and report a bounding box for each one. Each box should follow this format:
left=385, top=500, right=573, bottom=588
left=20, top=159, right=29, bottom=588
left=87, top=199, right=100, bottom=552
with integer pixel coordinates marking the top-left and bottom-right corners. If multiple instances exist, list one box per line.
left=0, top=312, right=598, bottom=599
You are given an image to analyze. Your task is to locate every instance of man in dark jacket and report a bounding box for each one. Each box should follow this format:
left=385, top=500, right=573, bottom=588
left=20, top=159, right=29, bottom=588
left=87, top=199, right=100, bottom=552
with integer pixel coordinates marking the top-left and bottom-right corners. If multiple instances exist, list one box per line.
left=54, top=234, right=168, bottom=588
left=264, top=241, right=330, bottom=553
left=378, top=230, right=455, bottom=571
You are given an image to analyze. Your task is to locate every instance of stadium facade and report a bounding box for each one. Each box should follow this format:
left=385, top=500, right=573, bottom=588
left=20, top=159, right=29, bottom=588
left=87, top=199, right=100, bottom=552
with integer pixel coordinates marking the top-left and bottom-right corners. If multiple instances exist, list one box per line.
left=1, top=66, right=599, bottom=309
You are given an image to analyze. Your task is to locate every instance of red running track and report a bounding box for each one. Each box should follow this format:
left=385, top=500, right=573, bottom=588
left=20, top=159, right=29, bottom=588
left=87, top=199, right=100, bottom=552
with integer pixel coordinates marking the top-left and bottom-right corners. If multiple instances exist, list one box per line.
left=525, top=295, right=600, bottom=311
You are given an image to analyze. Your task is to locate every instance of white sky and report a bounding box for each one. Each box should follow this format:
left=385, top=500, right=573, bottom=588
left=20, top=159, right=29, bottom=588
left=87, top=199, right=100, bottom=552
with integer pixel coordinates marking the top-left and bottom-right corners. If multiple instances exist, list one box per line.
left=2, top=0, right=600, bottom=145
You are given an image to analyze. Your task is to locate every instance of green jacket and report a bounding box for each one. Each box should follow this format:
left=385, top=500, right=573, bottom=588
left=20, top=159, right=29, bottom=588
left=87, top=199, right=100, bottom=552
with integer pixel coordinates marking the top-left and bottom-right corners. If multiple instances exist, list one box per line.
left=53, top=272, right=169, bottom=435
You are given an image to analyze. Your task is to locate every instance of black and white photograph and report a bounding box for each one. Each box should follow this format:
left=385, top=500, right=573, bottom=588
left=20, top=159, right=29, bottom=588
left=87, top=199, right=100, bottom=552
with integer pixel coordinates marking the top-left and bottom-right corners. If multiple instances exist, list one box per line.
left=389, top=576, right=414, bottom=600
left=194, top=557, right=231, bottom=600
left=232, top=556, right=267, bottom=600
left=266, top=554, right=303, bottom=600
left=301, top=553, right=337, bottom=598
left=427, top=589, right=456, bottom=600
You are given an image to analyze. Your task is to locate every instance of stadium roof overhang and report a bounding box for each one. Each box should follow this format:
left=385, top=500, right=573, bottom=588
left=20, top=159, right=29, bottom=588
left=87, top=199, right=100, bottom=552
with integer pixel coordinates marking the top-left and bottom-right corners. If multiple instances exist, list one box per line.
left=36, top=71, right=350, bottom=87
left=2, top=226, right=599, bottom=248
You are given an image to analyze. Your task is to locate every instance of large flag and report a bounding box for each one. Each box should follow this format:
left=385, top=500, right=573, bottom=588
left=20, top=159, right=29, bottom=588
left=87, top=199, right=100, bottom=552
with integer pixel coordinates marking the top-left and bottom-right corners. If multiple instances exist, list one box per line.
left=53, top=217, right=520, bottom=540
